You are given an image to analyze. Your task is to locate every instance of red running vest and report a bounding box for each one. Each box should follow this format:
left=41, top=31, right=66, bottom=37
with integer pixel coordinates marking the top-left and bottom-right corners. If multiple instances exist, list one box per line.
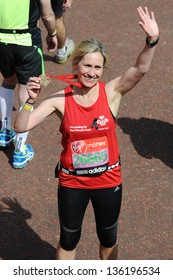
left=58, top=81, right=122, bottom=189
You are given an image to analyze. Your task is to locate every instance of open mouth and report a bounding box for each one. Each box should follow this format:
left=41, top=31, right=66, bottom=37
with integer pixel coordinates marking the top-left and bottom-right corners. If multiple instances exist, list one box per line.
left=84, top=76, right=97, bottom=82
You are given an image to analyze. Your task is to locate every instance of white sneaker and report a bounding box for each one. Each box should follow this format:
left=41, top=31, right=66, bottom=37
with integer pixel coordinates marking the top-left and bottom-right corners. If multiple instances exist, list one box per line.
left=54, top=38, right=75, bottom=64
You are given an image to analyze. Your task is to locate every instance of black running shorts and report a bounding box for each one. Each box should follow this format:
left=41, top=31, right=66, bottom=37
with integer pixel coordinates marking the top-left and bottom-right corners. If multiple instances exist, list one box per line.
left=0, top=42, right=44, bottom=85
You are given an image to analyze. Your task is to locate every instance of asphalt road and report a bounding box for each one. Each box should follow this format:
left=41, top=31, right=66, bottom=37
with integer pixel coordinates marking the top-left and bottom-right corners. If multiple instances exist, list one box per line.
left=0, top=0, right=172, bottom=260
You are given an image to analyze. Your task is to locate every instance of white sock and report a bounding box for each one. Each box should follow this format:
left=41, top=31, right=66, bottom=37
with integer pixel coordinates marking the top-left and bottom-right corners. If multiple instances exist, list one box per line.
left=0, top=86, right=14, bottom=130
left=15, top=131, right=29, bottom=153
left=15, top=104, right=33, bottom=153
left=58, top=46, right=66, bottom=56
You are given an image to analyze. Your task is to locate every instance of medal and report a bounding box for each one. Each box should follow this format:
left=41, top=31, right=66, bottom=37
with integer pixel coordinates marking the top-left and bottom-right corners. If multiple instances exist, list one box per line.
left=40, top=75, right=51, bottom=87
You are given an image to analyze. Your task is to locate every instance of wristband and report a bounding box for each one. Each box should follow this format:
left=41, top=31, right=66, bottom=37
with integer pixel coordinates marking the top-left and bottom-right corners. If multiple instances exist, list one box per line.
left=23, top=103, right=32, bottom=111
left=146, top=36, right=159, bottom=47
left=48, top=31, right=57, bottom=37
left=26, top=98, right=35, bottom=105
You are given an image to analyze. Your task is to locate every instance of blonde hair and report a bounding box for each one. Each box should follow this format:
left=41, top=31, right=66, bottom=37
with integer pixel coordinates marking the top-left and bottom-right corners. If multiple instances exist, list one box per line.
left=71, top=38, right=108, bottom=69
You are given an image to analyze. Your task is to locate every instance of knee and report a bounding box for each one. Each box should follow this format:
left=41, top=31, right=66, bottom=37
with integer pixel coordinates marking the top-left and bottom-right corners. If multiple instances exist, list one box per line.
left=97, top=222, right=118, bottom=248
left=60, top=224, right=81, bottom=251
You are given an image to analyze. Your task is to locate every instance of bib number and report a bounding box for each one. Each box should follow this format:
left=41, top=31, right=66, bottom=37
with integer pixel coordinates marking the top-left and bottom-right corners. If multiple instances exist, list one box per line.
left=71, top=136, right=109, bottom=175
left=73, top=150, right=108, bottom=167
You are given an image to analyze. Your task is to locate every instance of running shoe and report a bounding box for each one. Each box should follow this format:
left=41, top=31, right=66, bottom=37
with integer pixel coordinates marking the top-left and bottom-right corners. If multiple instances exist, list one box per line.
left=54, top=38, right=75, bottom=64
left=12, top=144, right=34, bottom=169
left=0, top=128, right=16, bottom=147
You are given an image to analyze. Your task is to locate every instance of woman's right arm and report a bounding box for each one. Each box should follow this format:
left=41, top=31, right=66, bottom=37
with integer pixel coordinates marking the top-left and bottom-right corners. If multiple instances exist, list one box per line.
left=14, top=77, right=57, bottom=133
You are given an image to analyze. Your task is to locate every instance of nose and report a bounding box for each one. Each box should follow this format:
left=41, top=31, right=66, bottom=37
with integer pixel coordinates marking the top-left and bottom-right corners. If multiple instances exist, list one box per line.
left=87, top=67, right=95, bottom=77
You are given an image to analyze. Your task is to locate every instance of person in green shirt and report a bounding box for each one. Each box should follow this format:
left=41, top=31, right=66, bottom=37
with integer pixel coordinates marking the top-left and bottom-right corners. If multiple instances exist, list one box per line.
left=0, top=0, right=57, bottom=168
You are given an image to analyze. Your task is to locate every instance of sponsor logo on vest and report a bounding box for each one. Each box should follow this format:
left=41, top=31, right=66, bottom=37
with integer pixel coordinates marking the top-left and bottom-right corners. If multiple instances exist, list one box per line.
left=88, top=166, right=107, bottom=174
left=72, top=140, right=87, bottom=153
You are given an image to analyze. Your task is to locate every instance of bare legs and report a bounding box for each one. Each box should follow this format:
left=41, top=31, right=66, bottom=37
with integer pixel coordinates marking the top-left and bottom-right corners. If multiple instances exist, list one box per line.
left=56, top=242, right=118, bottom=260
left=56, top=242, right=76, bottom=260
left=55, top=15, right=67, bottom=49
left=99, top=243, right=118, bottom=260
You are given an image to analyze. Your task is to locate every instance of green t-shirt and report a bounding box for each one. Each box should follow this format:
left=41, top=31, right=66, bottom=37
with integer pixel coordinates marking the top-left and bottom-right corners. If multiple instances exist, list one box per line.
left=0, top=0, right=40, bottom=46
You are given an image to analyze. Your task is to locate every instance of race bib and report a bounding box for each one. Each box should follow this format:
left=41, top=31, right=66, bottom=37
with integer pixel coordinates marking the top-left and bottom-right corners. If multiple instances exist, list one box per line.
left=71, top=136, right=109, bottom=174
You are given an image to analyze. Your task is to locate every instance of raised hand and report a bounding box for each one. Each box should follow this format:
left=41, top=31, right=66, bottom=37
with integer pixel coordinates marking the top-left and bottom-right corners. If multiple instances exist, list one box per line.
left=26, top=77, right=41, bottom=101
left=137, top=6, right=159, bottom=39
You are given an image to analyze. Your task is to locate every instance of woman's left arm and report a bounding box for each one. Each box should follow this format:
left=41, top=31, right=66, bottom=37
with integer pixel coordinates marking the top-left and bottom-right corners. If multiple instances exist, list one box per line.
left=106, top=6, right=159, bottom=97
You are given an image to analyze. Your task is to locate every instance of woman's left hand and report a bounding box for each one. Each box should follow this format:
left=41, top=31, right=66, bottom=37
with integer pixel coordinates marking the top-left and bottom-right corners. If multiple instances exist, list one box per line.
left=137, top=6, right=159, bottom=39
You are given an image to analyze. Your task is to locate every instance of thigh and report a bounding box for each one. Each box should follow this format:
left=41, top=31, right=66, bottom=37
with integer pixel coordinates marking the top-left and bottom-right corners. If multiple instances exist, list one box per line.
left=0, top=43, right=15, bottom=78
left=91, top=185, right=122, bottom=227
left=58, top=185, right=90, bottom=229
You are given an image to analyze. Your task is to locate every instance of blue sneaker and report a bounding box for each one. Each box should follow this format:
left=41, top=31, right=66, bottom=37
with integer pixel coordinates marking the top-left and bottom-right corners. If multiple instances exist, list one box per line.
left=0, top=128, right=16, bottom=147
left=13, top=144, right=34, bottom=168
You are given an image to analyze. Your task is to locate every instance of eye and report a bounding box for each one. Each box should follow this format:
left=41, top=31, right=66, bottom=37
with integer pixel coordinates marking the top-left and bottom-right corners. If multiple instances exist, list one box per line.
left=84, top=64, right=91, bottom=67
left=95, top=66, right=102, bottom=70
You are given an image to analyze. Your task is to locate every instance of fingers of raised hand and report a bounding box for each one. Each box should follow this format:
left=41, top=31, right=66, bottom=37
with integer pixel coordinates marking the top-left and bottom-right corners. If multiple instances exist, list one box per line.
left=137, top=6, right=155, bottom=22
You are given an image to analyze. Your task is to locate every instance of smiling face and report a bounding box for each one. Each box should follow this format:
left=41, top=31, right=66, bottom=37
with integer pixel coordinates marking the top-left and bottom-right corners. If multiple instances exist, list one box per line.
left=76, top=52, right=104, bottom=88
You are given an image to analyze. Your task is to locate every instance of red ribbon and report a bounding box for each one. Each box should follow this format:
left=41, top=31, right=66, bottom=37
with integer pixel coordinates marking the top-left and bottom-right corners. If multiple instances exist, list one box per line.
left=46, top=74, right=82, bottom=88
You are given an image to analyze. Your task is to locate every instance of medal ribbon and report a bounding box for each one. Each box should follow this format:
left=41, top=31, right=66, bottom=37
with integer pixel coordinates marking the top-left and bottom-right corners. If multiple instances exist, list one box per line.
left=46, top=74, right=82, bottom=88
